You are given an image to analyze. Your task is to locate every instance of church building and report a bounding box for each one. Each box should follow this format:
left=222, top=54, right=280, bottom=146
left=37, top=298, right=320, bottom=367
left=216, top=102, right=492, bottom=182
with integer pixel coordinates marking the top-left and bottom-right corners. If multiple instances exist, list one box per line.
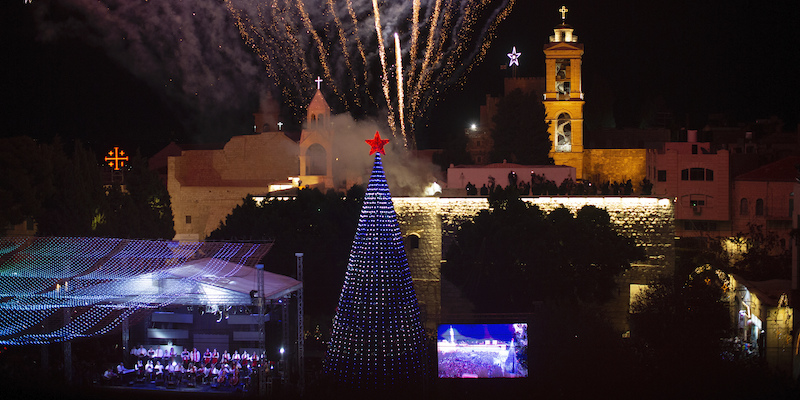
left=167, top=86, right=344, bottom=241
left=468, top=7, right=649, bottom=187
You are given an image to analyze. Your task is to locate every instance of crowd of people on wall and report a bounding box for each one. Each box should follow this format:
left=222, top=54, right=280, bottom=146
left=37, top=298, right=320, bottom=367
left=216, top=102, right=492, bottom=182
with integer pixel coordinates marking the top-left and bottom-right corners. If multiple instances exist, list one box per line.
left=102, top=345, right=268, bottom=390
left=465, top=172, right=653, bottom=196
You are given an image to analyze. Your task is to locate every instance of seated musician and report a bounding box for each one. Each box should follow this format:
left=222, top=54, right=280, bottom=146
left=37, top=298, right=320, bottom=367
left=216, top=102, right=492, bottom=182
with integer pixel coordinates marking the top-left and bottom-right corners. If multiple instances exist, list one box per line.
left=103, top=367, right=119, bottom=384
left=185, top=363, right=197, bottom=386
left=116, top=361, right=135, bottom=384
left=203, top=363, right=213, bottom=384
left=145, top=360, right=155, bottom=382
left=154, top=361, right=164, bottom=383
left=135, top=360, right=145, bottom=380
left=216, top=363, right=229, bottom=386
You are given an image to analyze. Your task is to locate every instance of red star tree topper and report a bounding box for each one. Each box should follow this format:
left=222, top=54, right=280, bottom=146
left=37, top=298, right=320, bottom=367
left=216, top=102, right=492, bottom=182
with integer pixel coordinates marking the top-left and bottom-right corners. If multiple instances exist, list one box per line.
left=365, top=131, right=390, bottom=155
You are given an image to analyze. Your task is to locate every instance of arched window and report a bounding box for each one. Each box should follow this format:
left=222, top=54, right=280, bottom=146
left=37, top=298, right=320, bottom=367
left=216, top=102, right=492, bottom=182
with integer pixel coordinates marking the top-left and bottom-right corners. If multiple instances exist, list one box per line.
left=406, top=234, right=420, bottom=250
left=755, top=198, right=764, bottom=216
left=555, top=112, right=572, bottom=152
left=306, top=144, right=327, bottom=175
left=739, top=198, right=748, bottom=215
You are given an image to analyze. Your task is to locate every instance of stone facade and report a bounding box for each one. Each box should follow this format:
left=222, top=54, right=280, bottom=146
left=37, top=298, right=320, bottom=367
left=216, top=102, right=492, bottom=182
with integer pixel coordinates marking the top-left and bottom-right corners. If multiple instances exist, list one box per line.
left=394, top=196, right=675, bottom=333
left=583, top=148, right=649, bottom=187
left=169, top=132, right=300, bottom=240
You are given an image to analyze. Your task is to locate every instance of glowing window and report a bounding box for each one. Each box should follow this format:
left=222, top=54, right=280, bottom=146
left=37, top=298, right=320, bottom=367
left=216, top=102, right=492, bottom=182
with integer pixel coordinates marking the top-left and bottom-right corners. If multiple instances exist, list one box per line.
left=555, top=113, right=572, bottom=152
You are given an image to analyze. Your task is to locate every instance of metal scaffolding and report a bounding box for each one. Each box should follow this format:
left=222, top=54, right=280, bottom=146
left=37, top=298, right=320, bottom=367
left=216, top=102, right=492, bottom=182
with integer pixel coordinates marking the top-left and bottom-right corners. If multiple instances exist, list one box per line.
left=295, top=253, right=305, bottom=395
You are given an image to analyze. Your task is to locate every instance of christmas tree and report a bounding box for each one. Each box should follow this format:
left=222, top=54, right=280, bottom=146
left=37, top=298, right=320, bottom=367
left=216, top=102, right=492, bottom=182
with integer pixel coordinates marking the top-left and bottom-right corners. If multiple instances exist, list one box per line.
left=324, top=132, right=426, bottom=392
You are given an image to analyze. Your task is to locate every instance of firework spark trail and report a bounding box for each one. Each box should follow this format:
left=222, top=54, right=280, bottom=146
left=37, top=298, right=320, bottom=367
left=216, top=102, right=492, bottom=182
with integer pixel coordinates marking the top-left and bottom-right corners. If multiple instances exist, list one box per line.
left=394, top=32, right=408, bottom=148
left=407, top=0, right=421, bottom=90
left=270, top=0, right=312, bottom=97
left=345, top=0, right=369, bottom=84
left=371, top=0, right=398, bottom=141
left=459, top=0, right=517, bottom=78
left=410, top=0, right=444, bottom=119
left=326, top=0, right=361, bottom=108
left=295, top=0, right=348, bottom=108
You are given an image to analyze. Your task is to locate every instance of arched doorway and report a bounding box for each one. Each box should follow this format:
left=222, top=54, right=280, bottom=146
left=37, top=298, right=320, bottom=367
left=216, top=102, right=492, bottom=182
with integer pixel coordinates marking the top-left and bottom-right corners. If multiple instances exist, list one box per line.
left=306, top=144, right=327, bottom=175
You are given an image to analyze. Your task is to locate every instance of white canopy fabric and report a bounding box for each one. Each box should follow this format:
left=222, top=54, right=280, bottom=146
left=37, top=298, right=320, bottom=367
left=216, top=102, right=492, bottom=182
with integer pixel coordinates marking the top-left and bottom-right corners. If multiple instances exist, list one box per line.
left=0, top=237, right=300, bottom=345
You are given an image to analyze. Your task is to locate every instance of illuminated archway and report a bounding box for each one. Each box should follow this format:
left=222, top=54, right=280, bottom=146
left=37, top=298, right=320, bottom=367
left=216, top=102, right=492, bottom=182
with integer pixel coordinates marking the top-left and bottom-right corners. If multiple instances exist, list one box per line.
left=306, top=144, right=327, bottom=175
left=555, top=112, right=572, bottom=152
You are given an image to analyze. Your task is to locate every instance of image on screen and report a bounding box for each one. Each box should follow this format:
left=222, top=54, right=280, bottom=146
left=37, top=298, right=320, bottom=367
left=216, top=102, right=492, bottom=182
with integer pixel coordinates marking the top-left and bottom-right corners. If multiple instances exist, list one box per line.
left=437, top=323, right=528, bottom=378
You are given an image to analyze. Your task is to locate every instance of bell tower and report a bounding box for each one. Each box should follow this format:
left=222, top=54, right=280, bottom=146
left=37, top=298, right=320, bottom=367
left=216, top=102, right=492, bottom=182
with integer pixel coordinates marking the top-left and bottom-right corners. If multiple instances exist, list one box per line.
left=299, top=77, right=335, bottom=189
left=543, top=6, right=585, bottom=178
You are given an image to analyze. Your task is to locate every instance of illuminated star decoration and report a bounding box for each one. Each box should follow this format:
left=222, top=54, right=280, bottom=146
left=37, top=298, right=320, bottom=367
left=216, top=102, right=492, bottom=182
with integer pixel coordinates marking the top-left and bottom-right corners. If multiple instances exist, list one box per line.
left=366, top=131, right=390, bottom=155
left=507, top=46, right=521, bottom=67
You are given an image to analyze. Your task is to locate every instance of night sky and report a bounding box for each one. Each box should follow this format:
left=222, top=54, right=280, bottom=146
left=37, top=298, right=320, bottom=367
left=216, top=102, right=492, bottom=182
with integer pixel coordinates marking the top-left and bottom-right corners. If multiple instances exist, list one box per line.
left=2, top=1, right=798, bottom=156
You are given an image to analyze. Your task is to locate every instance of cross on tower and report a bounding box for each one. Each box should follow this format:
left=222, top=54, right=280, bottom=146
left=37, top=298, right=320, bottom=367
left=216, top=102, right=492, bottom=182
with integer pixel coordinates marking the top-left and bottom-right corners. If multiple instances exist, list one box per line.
left=105, top=147, right=129, bottom=171
left=559, top=5, right=568, bottom=21
left=315, top=76, right=322, bottom=90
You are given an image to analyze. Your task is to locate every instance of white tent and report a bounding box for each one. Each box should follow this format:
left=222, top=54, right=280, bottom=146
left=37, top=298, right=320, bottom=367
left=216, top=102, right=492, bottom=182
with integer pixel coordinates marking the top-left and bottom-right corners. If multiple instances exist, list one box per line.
left=0, top=237, right=300, bottom=345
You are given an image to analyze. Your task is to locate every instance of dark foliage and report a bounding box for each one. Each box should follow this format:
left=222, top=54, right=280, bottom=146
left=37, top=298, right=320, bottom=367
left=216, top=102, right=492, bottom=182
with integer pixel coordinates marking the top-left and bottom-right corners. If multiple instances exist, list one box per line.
left=730, top=223, right=792, bottom=280
left=0, top=136, right=174, bottom=239
left=490, top=88, right=552, bottom=165
left=444, top=188, right=643, bottom=312
left=208, top=187, right=364, bottom=330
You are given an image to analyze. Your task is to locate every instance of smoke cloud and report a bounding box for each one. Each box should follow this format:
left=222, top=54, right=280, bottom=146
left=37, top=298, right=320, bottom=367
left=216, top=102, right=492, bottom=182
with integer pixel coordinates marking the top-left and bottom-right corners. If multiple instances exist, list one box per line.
left=31, top=1, right=514, bottom=146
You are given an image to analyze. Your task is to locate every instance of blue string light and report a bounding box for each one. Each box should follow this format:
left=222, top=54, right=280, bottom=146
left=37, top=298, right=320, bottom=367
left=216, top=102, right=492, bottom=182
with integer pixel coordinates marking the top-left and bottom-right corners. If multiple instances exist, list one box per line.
left=324, top=154, right=426, bottom=390
left=0, top=237, right=271, bottom=345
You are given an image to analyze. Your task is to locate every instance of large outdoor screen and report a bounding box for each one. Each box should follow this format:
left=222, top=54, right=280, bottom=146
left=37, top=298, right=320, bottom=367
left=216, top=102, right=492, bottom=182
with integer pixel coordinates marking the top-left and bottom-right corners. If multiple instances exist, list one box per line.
left=437, top=323, right=528, bottom=378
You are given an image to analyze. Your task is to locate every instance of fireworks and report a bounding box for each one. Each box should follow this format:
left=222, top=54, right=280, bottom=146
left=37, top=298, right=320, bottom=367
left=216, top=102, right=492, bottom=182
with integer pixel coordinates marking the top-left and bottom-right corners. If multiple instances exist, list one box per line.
left=225, top=0, right=516, bottom=148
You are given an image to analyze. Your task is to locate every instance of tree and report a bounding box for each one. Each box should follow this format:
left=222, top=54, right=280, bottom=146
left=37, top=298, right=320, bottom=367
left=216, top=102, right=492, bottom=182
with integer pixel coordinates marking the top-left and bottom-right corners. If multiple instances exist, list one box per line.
left=729, top=223, right=791, bottom=280
left=630, top=268, right=731, bottom=377
left=324, top=153, right=426, bottom=393
left=36, top=138, right=106, bottom=236
left=0, top=136, right=55, bottom=230
left=444, top=188, right=643, bottom=312
left=96, top=152, right=175, bottom=239
left=208, top=186, right=364, bottom=334
left=490, top=88, right=552, bottom=165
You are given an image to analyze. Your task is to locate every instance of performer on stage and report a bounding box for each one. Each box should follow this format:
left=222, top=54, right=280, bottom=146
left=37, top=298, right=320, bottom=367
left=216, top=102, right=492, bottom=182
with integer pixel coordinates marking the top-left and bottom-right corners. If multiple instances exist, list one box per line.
left=154, top=361, right=164, bottom=380
left=181, top=348, right=190, bottom=367
left=191, top=347, right=201, bottom=364
left=203, top=348, right=212, bottom=365
left=232, top=350, right=240, bottom=361
left=145, top=360, right=155, bottom=382
left=222, top=350, right=231, bottom=363
left=147, top=346, right=156, bottom=359
left=211, top=348, right=220, bottom=365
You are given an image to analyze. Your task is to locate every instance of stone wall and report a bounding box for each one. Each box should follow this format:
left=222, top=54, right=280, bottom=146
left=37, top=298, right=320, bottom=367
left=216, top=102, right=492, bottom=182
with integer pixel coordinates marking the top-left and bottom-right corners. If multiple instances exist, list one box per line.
left=583, top=148, right=648, bottom=187
left=395, top=196, right=675, bottom=333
